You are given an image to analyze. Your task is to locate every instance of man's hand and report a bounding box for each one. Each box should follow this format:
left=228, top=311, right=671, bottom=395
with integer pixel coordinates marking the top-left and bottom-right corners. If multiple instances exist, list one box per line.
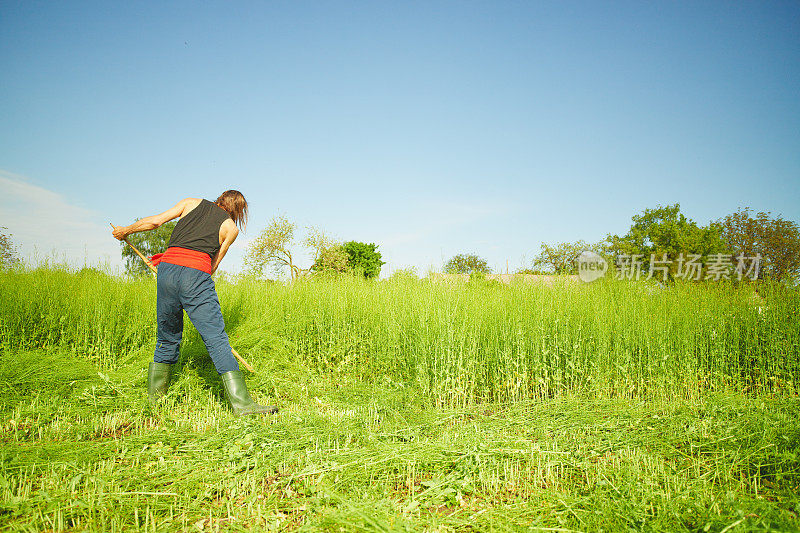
left=112, top=225, right=130, bottom=241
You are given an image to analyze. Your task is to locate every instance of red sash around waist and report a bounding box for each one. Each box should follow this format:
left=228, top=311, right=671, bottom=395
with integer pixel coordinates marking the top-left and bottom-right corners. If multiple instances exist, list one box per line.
left=150, top=247, right=212, bottom=275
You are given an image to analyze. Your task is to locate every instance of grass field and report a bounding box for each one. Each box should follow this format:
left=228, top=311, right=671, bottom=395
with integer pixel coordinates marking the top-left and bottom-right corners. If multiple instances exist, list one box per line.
left=1, top=268, right=799, bottom=531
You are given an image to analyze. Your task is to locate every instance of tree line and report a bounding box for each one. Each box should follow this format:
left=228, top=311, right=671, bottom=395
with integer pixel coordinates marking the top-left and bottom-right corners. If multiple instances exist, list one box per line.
left=444, top=205, right=800, bottom=285
left=1, top=205, right=797, bottom=284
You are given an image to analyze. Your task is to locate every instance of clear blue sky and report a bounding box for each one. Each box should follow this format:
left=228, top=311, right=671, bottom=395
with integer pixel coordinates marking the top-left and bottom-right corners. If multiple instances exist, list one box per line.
left=1, top=1, right=798, bottom=275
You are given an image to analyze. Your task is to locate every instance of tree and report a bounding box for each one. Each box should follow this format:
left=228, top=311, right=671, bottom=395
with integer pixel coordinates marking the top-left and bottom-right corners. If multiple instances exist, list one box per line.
left=719, top=207, right=800, bottom=284
left=244, top=215, right=302, bottom=280
left=532, top=240, right=595, bottom=274
left=444, top=253, right=491, bottom=275
left=121, top=221, right=177, bottom=277
left=244, top=216, right=350, bottom=280
left=0, top=227, right=20, bottom=269
left=603, top=204, right=726, bottom=279
left=311, top=244, right=349, bottom=274
left=307, top=227, right=349, bottom=275
left=342, top=241, right=385, bottom=279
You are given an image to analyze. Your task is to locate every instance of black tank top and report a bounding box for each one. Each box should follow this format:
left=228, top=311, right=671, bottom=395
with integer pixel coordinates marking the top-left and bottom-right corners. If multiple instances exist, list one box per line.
left=168, top=199, right=231, bottom=258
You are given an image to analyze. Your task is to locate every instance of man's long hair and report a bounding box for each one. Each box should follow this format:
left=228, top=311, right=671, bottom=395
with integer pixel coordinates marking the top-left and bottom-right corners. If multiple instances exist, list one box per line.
left=215, top=190, right=249, bottom=230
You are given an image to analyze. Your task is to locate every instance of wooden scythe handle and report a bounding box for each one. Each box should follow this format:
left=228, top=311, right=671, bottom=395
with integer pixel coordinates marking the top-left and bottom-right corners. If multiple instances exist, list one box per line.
left=110, top=223, right=157, bottom=274
left=231, top=348, right=254, bottom=372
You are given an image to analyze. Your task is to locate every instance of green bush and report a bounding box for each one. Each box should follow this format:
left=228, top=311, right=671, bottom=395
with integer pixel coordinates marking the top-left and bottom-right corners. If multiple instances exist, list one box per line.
left=444, top=253, right=491, bottom=274
left=342, top=241, right=384, bottom=279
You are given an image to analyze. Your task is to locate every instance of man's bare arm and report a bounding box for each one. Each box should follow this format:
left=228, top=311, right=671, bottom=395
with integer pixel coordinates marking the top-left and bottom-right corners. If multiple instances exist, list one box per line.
left=211, top=220, right=239, bottom=275
left=112, top=198, right=197, bottom=240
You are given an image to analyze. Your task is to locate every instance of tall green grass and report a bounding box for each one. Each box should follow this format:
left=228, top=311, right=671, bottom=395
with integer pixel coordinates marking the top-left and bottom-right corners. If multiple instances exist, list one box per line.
left=1, top=267, right=797, bottom=405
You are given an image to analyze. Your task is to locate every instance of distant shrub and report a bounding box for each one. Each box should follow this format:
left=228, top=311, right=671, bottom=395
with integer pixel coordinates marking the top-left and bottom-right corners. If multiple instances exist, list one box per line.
left=469, top=271, right=486, bottom=283
left=444, top=253, right=491, bottom=275
left=468, top=271, right=504, bottom=289
left=342, top=241, right=385, bottom=279
left=389, top=267, right=419, bottom=281
left=515, top=268, right=550, bottom=275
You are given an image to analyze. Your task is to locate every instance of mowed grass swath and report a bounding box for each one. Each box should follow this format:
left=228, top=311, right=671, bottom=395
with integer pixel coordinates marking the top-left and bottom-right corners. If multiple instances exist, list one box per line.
left=1, top=267, right=799, bottom=531
left=1, top=268, right=798, bottom=403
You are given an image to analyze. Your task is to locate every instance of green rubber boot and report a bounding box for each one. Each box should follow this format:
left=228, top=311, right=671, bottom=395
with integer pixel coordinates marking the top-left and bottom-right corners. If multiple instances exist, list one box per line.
left=147, top=362, right=173, bottom=403
left=221, top=371, right=278, bottom=416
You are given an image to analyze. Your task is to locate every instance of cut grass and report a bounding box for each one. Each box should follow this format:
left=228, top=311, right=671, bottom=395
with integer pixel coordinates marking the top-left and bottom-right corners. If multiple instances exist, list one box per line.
left=2, top=350, right=799, bottom=532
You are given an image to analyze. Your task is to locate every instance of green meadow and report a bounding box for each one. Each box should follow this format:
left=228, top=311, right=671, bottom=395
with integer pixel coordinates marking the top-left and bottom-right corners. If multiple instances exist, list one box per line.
left=1, top=268, right=798, bottom=531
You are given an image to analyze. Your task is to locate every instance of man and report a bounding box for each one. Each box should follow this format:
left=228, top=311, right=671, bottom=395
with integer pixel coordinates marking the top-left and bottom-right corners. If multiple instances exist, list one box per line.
left=113, top=190, right=277, bottom=415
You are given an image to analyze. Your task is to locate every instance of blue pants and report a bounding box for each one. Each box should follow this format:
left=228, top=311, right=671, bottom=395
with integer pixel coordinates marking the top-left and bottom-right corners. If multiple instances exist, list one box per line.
left=153, top=262, right=239, bottom=374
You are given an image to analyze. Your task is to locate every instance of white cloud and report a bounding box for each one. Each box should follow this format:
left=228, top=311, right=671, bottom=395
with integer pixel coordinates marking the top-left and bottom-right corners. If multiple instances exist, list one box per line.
left=0, top=170, right=122, bottom=269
